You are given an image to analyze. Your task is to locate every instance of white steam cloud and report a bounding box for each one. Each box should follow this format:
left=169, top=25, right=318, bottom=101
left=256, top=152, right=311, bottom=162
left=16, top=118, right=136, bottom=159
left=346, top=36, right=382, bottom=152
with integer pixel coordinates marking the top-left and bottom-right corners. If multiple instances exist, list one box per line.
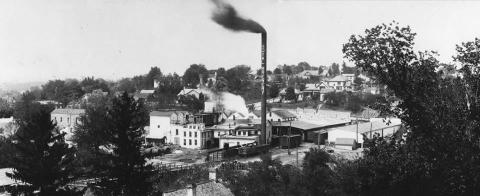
left=200, top=88, right=249, bottom=116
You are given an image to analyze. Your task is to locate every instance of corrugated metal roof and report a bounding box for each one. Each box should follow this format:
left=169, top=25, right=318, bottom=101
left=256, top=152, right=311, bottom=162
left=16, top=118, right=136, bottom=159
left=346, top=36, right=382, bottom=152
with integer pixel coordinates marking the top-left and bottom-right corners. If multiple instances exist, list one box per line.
left=330, top=120, right=402, bottom=134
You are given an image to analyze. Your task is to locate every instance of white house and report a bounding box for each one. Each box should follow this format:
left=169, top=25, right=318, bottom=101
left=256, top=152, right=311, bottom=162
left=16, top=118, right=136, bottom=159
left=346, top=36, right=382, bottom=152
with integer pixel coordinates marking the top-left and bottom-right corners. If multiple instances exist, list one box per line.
left=326, top=75, right=352, bottom=91
left=296, top=70, right=320, bottom=79
left=51, top=108, right=85, bottom=129
left=341, top=73, right=355, bottom=83
left=51, top=108, right=85, bottom=140
left=147, top=110, right=215, bottom=149
left=170, top=123, right=214, bottom=149
left=147, top=111, right=175, bottom=143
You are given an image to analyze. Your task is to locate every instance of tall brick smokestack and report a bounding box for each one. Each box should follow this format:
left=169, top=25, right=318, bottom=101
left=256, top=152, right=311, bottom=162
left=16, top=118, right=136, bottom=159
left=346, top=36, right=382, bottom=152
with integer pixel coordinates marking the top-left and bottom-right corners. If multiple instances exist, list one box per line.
left=210, top=0, right=268, bottom=144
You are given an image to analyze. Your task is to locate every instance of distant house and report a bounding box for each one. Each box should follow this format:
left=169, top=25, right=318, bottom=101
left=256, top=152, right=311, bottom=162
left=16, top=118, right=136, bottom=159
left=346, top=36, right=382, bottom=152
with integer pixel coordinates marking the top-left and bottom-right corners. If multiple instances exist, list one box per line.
left=51, top=108, right=85, bottom=129
left=301, top=83, right=334, bottom=101
left=177, top=88, right=209, bottom=100
left=341, top=73, right=355, bottom=83
left=134, top=89, right=155, bottom=100
left=326, top=75, right=352, bottom=91
left=51, top=108, right=85, bottom=140
left=296, top=70, right=320, bottom=79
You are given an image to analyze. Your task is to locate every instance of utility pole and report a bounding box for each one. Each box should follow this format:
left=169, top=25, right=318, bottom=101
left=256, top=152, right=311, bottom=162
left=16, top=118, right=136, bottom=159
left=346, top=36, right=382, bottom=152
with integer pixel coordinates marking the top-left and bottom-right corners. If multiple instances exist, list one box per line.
left=356, top=116, right=359, bottom=143
left=288, top=121, right=291, bottom=155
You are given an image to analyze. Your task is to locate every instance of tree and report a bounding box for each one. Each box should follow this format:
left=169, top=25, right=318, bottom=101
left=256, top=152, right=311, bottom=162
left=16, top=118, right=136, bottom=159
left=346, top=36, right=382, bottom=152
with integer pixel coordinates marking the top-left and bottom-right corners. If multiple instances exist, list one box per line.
left=256, top=68, right=263, bottom=76
left=298, top=62, right=311, bottom=71
left=183, top=64, right=208, bottom=88
left=343, top=21, right=480, bottom=195
left=76, top=92, right=151, bottom=195
left=341, top=62, right=356, bottom=74
left=318, top=66, right=324, bottom=76
left=285, top=87, right=297, bottom=102
left=0, top=137, right=15, bottom=168
left=273, top=68, right=282, bottom=75
left=116, top=78, right=136, bottom=93
left=225, top=65, right=252, bottom=94
left=207, top=79, right=214, bottom=88
left=269, top=84, right=280, bottom=99
left=178, top=95, right=205, bottom=113
left=7, top=94, right=79, bottom=195
left=303, top=148, right=339, bottom=195
left=282, top=65, right=293, bottom=75
left=328, top=63, right=341, bottom=77
left=213, top=76, right=229, bottom=92
left=353, top=77, right=364, bottom=90
left=145, top=67, right=163, bottom=89
left=80, top=77, right=110, bottom=93
left=0, top=98, right=14, bottom=118
left=42, top=79, right=84, bottom=106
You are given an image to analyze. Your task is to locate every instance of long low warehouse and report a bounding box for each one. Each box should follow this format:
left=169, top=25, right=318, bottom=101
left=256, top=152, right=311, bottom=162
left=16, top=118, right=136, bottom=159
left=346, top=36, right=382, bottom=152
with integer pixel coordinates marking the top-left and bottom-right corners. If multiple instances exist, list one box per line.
left=324, top=118, right=402, bottom=147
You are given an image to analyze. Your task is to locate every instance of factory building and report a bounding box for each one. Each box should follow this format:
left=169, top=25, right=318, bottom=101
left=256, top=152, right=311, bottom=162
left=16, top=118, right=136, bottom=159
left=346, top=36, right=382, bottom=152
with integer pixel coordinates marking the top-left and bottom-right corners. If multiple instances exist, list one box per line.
left=147, top=110, right=218, bottom=149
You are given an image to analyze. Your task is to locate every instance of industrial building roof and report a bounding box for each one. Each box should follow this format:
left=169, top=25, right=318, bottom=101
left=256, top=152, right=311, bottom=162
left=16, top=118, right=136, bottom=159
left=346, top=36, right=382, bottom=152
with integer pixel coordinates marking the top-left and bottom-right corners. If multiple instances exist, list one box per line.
left=51, top=108, right=85, bottom=115
left=329, top=119, right=402, bottom=134
left=272, top=121, right=324, bottom=131
left=271, top=110, right=297, bottom=119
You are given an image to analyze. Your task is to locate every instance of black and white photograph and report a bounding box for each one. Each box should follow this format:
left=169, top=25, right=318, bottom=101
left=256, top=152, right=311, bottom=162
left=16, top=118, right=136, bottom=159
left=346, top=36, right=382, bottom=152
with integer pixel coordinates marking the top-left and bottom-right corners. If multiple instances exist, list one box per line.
left=1, top=0, right=480, bottom=195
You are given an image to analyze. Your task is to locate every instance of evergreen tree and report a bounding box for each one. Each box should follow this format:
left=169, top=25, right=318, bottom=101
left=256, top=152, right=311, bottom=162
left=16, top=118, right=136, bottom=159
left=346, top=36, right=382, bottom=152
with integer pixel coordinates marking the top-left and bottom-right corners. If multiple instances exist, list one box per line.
left=7, top=94, right=79, bottom=196
left=81, top=92, right=151, bottom=195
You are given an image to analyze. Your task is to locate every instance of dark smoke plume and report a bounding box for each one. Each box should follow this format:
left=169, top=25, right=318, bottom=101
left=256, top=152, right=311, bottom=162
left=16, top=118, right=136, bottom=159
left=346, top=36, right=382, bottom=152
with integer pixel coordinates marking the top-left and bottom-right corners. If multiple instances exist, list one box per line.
left=211, top=0, right=266, bottom=34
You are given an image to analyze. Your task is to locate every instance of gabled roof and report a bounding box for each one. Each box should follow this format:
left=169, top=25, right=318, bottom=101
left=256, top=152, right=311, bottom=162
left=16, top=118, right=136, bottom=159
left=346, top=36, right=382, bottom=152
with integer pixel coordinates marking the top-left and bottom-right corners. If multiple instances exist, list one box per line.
left=328, top=75, right=349, bottom=82
left=271, top=110, right=297, bottom=119
left=51, top=108, right=85, bottom=115
left=297, top=70, right=319, bottom=76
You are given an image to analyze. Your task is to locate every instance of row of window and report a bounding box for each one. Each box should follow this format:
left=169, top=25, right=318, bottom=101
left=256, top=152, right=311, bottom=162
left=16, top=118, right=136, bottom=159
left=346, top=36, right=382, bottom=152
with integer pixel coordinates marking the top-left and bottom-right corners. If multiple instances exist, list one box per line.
left=183, top=139, right=198, bottom=146
left=176, top=129, right=212, bottom=138
left=53, top=116, right=79, bottom=124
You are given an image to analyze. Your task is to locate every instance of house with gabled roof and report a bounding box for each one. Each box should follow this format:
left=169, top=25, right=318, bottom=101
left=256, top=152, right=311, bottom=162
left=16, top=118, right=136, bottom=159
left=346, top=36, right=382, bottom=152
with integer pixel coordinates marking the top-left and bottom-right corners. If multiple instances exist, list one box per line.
left=326, top=75, right=352, bottom=91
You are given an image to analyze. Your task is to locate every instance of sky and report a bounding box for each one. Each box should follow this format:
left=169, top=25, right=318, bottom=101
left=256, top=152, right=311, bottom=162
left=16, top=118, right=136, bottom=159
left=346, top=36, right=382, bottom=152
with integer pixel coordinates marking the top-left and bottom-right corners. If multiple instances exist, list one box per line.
left=1, top=0, right=480, bottom=84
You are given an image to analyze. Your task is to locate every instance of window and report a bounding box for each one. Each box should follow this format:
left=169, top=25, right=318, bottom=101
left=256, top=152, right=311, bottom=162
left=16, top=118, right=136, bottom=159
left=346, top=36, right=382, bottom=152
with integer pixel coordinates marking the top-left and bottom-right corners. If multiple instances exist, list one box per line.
left=195, top=132, right=197, bottom=137
left=337, top=82, right=341, bottom=85
left=176, top=129, right=179, bottom=135
left=189, top=139, right=192, bottom=145
left=184, top=131, right=186, bottom=137
left=157, top=125, right=160, bottom=128
left=60, top=117, right=62, bottom=122
left=189, top=131, right=192, bottom=137
left=184, top=139, right=186, bottom=145
left=193, top=125, right=196, bottom=129
left=194, top=140, right=197, bottom=145
left=67, top=117, right=70, bottom=123
left=336, top=86, right=342, bottom=90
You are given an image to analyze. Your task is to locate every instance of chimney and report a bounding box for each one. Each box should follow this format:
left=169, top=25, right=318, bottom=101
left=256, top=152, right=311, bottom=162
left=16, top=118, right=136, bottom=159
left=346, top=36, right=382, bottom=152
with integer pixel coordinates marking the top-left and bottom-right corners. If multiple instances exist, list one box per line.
left=260, top=32, right=267, bottom=145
